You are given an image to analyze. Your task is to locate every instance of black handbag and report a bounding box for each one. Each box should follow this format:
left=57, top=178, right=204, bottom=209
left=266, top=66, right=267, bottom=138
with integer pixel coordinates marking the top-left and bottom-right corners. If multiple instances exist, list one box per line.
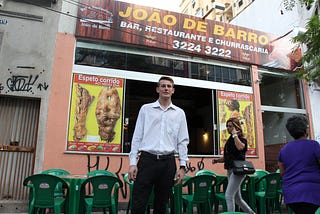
left=232, top=160, right=255, bottom=175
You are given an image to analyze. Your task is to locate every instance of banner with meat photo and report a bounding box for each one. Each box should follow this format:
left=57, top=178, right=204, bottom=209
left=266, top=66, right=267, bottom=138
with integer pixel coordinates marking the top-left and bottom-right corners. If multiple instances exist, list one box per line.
left=67, top=73, right=124, bottom=153
left=217, top=90, right=256, bottom=156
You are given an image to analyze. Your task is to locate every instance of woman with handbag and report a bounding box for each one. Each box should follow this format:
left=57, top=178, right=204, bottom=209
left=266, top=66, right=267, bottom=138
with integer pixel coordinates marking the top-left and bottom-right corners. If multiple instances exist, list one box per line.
left=212, top=117, right=255, bottom=213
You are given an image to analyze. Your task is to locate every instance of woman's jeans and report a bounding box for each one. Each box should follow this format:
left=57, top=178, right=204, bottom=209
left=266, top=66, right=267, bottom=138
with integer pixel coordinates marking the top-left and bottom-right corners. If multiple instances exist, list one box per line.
left=226, top=169, right=255, bottom=213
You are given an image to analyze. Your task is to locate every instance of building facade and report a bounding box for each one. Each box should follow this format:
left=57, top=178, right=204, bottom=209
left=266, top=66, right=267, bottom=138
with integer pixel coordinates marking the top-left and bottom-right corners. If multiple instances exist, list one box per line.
left=0, top=0, right=62, bottom=211
left=179, top=0, right=255, bottom=22
left=0, top=0, right=314, bottom=211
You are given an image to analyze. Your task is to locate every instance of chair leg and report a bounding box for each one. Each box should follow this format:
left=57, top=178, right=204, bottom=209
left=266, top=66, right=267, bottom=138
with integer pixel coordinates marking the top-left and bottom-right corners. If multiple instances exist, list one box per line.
left=54, top=207, right=61, bottom=214
left=214, top=200, right=219, bottom=213
left=258, top=197, right=266, bottom=214
left=207, top=200, right=212, bottom=213
left=85, top=205, right=92, bottom=214
left=111, top=203, right=117, bottom=214
left=187, top=202, right=193, bottom=214
left=28, top=205, right=34, bottom=214
left=126, top=199, right=131, bottom=214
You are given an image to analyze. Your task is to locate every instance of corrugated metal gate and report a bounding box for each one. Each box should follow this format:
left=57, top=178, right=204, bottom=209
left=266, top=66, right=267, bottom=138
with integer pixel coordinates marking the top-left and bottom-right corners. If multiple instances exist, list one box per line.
left=0, top=96, right=40, bottom=200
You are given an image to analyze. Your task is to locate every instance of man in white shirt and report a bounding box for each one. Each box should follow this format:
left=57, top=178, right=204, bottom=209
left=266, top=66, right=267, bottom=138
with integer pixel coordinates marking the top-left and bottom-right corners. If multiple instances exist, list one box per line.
left=128, top=76, right=189, bottom=214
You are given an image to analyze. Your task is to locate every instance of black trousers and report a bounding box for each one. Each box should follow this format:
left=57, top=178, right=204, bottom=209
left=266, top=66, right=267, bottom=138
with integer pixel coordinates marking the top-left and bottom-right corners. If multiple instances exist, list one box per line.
left=288, top=202, right=319, bottom=214
left=131, top=152, right=176, bottom=214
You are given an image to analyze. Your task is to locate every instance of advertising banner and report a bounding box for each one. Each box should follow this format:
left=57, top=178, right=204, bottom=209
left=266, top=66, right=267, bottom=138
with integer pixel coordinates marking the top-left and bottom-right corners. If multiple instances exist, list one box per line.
left=217, top=90, right=256, bottom=156
left=67, top=73, right=124, bottom=153
left=75, top=0, right=301, bottom=71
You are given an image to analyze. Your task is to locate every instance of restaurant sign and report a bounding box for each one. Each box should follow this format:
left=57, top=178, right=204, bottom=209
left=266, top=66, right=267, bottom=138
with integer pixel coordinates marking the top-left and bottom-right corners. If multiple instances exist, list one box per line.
left=75, top=0, right=301, bottom=71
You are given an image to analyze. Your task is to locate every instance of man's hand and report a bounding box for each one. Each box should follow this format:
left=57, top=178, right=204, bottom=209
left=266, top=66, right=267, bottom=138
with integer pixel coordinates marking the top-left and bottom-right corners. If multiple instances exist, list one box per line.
left=212, top=158, right=219, bottom=164
left=128, top=165, right=138, bottom=181
left=174, top=168, right=185, bottom=186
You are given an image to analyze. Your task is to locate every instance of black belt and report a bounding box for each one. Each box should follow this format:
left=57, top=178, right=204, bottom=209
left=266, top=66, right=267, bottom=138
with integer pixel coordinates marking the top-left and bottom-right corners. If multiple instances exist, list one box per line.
left=140, top=151, right=175, bottom=160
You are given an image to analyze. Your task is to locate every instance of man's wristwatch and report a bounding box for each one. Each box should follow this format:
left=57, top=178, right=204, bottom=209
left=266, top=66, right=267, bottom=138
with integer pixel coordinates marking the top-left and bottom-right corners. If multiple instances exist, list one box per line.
left=180, top=166, right=186, bottom=171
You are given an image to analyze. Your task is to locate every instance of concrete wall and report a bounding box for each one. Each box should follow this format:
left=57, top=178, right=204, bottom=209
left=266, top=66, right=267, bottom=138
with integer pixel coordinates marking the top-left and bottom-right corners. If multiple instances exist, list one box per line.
left=0, top=0, right=62, bottom=172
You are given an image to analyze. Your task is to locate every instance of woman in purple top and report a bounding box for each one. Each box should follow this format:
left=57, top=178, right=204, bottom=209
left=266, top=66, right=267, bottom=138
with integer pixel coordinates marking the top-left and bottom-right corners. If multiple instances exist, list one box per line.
left=278, top=115, right=320, bottom=214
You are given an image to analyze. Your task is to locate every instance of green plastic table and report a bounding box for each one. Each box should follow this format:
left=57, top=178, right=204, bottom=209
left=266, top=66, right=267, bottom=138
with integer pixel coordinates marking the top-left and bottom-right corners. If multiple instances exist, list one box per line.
left=60, top=174, right=88, bottom=214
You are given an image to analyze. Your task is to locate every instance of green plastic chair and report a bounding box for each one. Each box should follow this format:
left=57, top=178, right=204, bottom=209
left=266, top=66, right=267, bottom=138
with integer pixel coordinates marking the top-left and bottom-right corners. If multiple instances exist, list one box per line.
left=23, top=174, right=69, bottom=214
left=182, top=174, right=216, bottom=214
left=254, top=169, right=270, bottom=191
left=277, top=188, right=293, bottom=214
left=195, top=169, right=217, bottom=210
left=239, top=175, right=252, bottom=204
left=255, top=172, right=281, bottom=214
left=123, top=173, right=156, bottom=214
left=219, top=212, right=248, bottom=214
left=276, top=172, right=293, bottom=214
left=88, top=169, right=120, bottom=213
left=195, top=169, right=217, bottom=176
left=87, top=169, right=116, bottom=177
left=214, top=175, right=229, bottom=213
left=214, top=175, right=251, bottom=213
left=41, top=168, right=70, bottom=176
left=41, top=168, right=70, bottom=198
left=80, top=175, right=123, bottom=214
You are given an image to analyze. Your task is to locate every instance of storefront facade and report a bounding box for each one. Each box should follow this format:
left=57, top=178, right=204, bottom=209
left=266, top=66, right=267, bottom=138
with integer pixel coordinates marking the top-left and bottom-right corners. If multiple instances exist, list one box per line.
left=39, top=2, right=311, bottom=205
left=31, top=0, right=314, bottom=203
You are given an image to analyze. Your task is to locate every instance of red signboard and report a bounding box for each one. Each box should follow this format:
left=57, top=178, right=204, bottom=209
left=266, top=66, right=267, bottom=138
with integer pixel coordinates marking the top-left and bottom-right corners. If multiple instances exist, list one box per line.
left=75, top=0, right=301, bottom=71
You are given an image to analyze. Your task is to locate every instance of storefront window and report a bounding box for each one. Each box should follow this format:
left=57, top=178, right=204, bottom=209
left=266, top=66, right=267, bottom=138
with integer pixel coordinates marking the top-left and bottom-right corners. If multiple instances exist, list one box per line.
left=259, top=72, right=304, bottom=108
left=263, top=111, right=307, bottom=172
left=260, top=70, right=307, bottom=171
left=75, top=42, right=251, bottom=86
left=260, top=71, right=306, bottom=146
left=262, top=112, right=303, bottom=145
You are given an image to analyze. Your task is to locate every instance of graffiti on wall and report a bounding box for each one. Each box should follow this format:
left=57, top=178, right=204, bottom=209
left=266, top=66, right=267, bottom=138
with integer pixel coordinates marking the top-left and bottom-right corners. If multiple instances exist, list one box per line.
left=86, top=155, right=206, bottom=199
left=0, top=71, right=49, bottom=94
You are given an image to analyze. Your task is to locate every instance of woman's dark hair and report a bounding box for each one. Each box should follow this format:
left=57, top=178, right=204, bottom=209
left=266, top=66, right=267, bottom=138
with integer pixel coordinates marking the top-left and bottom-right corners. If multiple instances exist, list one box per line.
left=286, top=115, right=309, bottom=139
left=226, top=117, right=244, bottom=138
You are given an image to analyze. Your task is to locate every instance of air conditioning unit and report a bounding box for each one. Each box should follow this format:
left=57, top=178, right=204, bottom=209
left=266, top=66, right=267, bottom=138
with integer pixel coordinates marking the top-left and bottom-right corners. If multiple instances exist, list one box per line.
left=212, top=2, right=225, bottom=10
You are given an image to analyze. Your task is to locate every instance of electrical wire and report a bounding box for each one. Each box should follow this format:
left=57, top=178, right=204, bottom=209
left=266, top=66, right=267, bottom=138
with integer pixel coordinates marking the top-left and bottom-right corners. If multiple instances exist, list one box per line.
left=19, top=0, right=177, bottom=48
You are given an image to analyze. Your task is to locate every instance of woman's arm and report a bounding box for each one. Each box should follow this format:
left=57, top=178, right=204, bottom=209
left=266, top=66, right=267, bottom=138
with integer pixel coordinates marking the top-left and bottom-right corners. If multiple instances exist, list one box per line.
left=212, top=157, right=224, bottom=164
left=278, top=162, right=285, bottom=176
left=233, top=135, right=245, bottom=150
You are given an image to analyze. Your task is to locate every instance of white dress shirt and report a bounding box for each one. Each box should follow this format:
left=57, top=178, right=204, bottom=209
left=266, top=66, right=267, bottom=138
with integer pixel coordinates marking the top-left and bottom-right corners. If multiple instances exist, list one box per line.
left=129, top=100, right=189, bottom=166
